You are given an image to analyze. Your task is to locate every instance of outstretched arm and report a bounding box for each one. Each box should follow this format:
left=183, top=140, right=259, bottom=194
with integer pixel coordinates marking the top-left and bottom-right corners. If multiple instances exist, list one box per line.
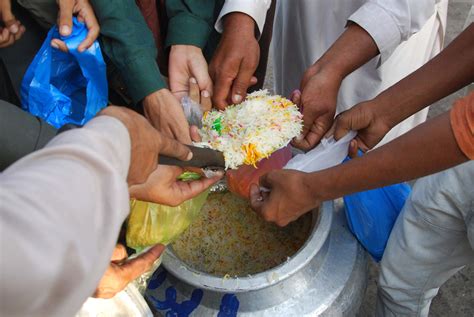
left=334, top=24, right=474, bottom=150
left=250, top=96, right=472, bottom=227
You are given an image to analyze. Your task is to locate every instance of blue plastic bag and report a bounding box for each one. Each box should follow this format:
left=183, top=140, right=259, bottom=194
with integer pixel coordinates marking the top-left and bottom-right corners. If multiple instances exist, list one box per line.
left=343, top=154, right=411, bottom=262
left=21, top=18, right=107, bottom=128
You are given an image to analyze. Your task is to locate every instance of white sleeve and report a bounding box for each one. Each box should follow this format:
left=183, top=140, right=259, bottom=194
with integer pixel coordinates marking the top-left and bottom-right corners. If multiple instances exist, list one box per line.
left=214, top=0, right=271, bottom=38
left=348, top=0, right=437, bottom=63
left=0, top=116, right=131, bottom=317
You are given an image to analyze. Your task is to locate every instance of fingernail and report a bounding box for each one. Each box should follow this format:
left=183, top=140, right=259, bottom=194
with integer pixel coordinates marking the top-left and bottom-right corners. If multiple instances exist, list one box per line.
left=215, top=170, right=224, bottom=177
left=292, top=89, right=301, bottom=95
left=51, top=41, right=59, bottom=49
left=186, top=151, right=193, bottom=161
left=190, top=77, right=197, bottom=84
left=296, top=134, right=304, bottom=141
left=9, top=24, right=18, bottom=34
left=201, top=90, right=210, bottom=98
left=60, top=25, right=71, bottom=36
left=233, top=94, right=242, bottom=103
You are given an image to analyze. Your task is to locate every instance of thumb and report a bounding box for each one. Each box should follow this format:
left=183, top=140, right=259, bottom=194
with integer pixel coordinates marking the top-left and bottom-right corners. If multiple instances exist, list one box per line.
left=348, top=139, right=359, bottom=159
left=249, top=183, right=264, bottom=212
left=57, top=0, right=74, bottom=36
left=258, top=172, right=274, bottom=190
left=295, top=104, right=313, bottom=142
left=1, top=0, right=14, bottom=24
left=230, top=66, right=254, bottom=104
left=1, top=3, right=20, bottom=35
left=157, top=133, right=193, bottom=162
left=192, top=66, right=213, bottom=96
left=190, top=125, right=202, bottom=142
left=333, top=111, right=355, bottom=141
left=250, top=76, right=258, bottom=86
left=120, top=245, right=165, bottom=282
left=290, top=90, right=302, bottom=106
left=175, top=171, right=224, bottom=203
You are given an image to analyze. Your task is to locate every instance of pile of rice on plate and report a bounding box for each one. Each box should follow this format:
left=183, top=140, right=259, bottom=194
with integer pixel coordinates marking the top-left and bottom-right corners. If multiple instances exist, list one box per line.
left=198, top=90, right=303, bottom=169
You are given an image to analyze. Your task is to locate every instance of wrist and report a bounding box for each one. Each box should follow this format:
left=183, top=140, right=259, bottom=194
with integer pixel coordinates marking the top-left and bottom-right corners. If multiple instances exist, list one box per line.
left=170, top=44, right=202, bottom=55
left=304, top=169, right=343, bottom=202
left=223, top=12, right=256, bottom=40
left=302, top=172, right=327, bottom=203
left=143, top=89, right=167, bottom=111
left=310, top=61, right=345, bottom=86
left=369, top=94, right=401, bottom=130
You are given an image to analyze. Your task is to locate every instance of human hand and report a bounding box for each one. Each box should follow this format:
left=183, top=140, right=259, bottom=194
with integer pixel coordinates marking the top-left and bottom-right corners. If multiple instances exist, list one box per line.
left=186, top=76, right=213, bottom=138
left=209, top=12, right=259, bottom=109
left=143, top=89, right=192, bottom=144
left=130, top=79, right=222, bottom=205
left=129, top=165, right=223, bottom=206
left=169, top=45, right=212, bottom=102
left=50, top=0, right=99, bottom=53
left=333, top=100, right=392, bottom=152
left=187, top=76, right=212, bottom=112
left=99, top=106, right=192, bottom=186
left=249, top=170, right=318, bottom=227
left=292, top=63, right=342, bottom=151
left=0, top=0, right=26, bottom=48
left=93, top=244, right=165, bottom=299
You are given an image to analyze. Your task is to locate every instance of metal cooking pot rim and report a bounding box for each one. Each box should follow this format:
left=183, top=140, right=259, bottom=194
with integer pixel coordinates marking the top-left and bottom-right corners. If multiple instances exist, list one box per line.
left=162, top=201, right=333, bottom=292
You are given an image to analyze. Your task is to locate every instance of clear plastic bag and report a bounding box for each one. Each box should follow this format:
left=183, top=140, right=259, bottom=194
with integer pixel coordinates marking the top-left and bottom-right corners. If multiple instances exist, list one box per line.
left=227, top=146, right=292, bottom=199
left=131, top=254, right=162, bottom=295
left=181, top=95, right=203, bottom=128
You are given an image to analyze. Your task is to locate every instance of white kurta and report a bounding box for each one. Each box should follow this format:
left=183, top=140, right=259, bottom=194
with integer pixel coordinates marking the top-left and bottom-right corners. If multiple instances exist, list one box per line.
left=0, top=116, right=131, bottom=317
left=215, top=0, right=272, bottom=37
left=272, top=0, right=448, bottom=146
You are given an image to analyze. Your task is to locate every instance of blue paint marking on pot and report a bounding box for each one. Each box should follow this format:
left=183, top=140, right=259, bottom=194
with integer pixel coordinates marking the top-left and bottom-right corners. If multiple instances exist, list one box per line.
left=148, top=269, right=167, bottom=290
left=148, top=269, right=203, bottom=317
left=149, top=289, right=203, bottom=317
left=218, top=294, right=240, bottom=317
left=147, top=269, right=240, bottom=316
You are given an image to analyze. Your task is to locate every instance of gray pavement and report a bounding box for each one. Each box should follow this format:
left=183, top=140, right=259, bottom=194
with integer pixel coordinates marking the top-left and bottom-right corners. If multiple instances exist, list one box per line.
left=263, top=2, right=473, bottom=316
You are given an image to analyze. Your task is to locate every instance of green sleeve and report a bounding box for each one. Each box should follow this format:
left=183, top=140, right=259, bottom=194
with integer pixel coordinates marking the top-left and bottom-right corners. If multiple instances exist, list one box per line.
left=165, top=0, right=216, bottom=49
left=90, top=0, right=166, bottom=103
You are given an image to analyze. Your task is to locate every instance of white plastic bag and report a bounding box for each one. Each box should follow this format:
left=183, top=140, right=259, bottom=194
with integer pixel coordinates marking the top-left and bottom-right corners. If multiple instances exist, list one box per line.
left=284, top=131, right=356, bottom=172
left=76, top=283, right=152, bottom=317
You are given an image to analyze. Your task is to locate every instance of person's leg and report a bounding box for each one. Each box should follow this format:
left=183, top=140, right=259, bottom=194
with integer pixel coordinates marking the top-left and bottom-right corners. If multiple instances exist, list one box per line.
left=0, top=100, right=57, bottom=171
left=376, top=161, right=474, bottom=317
left=0, top=59, right=20, bottom=105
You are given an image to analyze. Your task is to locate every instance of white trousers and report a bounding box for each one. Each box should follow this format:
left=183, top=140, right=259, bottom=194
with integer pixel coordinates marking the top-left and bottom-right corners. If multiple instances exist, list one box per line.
left=376, top=161, right=474, bottom=316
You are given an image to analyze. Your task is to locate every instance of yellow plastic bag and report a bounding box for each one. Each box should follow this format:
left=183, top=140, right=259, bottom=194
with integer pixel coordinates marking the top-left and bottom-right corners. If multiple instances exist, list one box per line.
left=126, top=183, right=209, bottom=250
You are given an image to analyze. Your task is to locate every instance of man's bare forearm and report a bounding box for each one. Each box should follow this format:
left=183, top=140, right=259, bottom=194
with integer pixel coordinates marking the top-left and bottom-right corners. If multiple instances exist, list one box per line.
left=374, top=24, right=474, bottom=129
left=307, top=112, right=468, bottom=201
left=316, top=22, right=379, bottom=79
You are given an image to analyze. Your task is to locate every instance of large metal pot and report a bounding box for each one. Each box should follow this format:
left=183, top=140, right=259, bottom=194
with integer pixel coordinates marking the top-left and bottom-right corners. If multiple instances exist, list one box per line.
left=145, top=199, right=368, bottom=316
